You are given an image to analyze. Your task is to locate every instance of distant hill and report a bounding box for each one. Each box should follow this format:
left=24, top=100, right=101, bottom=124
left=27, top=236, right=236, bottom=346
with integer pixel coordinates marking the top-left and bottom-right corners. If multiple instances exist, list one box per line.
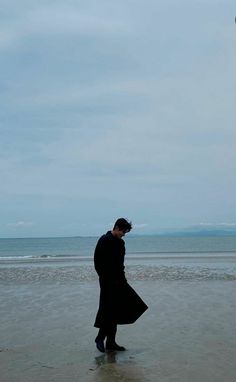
left=133, top=226, right=236, bottom=237
left=158, top=229, right=236, bottom=237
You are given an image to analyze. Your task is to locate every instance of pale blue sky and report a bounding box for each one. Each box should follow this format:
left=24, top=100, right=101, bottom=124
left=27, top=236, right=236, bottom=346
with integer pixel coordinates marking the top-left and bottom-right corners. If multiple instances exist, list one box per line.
left=1, top=0, right=236, bottom=237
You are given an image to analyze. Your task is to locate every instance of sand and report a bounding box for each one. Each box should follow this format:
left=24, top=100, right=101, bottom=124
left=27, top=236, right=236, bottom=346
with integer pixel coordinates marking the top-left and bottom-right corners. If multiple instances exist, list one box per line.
left=0, top=269, right=236, bottom=382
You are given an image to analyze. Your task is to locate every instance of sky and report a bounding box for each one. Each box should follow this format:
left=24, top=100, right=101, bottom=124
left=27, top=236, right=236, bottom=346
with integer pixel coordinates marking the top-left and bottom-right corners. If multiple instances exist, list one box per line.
left=1, top=0, right=236, bottom=237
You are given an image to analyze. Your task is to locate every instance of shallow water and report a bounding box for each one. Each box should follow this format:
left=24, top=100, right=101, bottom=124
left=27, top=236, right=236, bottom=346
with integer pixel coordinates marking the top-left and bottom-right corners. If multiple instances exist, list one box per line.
left=1, top=280, right=236, bottom=382
left=1, top=236, right=236, bottom=284
left=1, top=261, right=236, bottom=284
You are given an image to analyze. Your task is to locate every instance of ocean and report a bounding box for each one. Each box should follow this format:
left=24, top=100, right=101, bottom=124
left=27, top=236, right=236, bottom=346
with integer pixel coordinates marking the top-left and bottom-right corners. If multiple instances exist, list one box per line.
left=0, top=235, right=236, bottom=282
left=1, top=235, right=236, bottom=260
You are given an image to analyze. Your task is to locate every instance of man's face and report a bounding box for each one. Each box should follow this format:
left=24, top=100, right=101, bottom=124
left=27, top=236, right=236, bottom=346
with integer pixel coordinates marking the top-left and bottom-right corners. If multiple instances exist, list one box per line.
left=113, top=228, right=127, bottom=239
left=117, top=229, right=126, bottom=239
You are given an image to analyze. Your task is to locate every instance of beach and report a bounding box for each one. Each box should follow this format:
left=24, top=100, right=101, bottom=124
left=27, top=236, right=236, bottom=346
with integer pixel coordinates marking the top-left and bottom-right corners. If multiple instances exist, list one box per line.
left=1, top=261, right=236, bottom=382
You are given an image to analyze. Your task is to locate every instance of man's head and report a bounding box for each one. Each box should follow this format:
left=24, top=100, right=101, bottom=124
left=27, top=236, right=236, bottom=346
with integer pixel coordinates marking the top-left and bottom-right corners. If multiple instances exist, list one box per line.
left=112, top=218, right=132, bottom=239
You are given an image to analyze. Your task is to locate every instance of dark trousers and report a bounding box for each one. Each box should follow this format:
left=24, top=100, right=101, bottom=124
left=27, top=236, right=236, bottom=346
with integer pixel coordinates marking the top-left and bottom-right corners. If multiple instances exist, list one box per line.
left=96, top=324, right=117, bottom=343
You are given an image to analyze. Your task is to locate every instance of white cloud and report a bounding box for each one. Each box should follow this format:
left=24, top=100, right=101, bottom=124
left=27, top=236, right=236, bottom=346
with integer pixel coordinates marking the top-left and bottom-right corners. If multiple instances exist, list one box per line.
left=133, top=223, right=148, bottom=229
left=0, top=3, right=131, bottom=50
left=7, top=221, right=34, bottom=228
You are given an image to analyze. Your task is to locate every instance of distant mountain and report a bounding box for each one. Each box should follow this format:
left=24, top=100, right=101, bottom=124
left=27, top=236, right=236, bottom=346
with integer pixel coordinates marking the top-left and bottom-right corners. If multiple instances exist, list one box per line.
left=159, top=230, right=236, bottom=237
left=156, top=226, right=236, bottom=237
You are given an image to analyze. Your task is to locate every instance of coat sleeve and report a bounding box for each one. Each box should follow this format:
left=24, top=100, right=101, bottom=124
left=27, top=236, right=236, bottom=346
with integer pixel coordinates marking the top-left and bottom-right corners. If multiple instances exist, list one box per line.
left=94, top=236, right=107, bottom=276
left=94, top=236, right=126, bottom=282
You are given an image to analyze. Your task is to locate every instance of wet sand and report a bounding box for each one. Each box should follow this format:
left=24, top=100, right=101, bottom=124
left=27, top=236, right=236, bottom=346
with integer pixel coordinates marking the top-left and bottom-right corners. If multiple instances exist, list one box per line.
left=0, top=269, right=236, bottom=382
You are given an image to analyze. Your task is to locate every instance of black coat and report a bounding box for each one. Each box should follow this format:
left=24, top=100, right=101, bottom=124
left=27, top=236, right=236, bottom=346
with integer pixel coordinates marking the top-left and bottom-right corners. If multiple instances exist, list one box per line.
left=94, top=231, right=148, bottom=328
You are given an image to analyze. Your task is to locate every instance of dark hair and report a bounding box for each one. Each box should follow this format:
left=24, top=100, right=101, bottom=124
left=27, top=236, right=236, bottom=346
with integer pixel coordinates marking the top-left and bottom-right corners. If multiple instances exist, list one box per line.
left=113, top=218, right=132, bottom=232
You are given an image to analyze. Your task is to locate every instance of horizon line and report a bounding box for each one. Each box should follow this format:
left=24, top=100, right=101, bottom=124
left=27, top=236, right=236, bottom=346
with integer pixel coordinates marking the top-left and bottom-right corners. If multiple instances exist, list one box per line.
left=1, top=230, right=236, bottom=240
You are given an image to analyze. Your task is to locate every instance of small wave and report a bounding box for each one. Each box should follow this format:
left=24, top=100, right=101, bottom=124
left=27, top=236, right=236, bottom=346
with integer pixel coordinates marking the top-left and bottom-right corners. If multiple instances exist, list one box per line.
left=0, top=256, right=34, bottom=260
left=0, top=255, right=92, bottom=262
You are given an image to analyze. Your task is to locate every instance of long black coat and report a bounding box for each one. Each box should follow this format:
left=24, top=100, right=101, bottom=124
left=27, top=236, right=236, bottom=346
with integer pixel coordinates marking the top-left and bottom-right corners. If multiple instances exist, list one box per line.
left=94, top=231, right=148, bottom=328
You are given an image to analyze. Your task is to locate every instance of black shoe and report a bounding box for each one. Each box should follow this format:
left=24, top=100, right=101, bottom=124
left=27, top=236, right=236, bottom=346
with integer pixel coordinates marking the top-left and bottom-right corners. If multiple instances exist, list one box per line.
left=105, top=342, right=126, bottom=352
left=95, top=338, right=105, bottom=353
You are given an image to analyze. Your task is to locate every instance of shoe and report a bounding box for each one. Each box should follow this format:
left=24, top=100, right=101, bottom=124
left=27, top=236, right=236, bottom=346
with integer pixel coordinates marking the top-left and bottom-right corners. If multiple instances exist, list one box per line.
left=105, top=342, right=126, bottom=352
left=95, top=338, right=105, bottom=353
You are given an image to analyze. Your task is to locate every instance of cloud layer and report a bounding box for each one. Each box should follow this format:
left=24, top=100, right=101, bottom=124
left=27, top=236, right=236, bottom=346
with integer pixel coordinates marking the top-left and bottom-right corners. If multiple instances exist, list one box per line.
left=1, top=1, right=236, bottom=236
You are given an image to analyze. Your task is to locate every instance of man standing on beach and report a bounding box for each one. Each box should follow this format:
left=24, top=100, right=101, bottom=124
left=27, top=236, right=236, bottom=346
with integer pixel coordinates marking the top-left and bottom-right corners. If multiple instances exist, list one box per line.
left=94, top=218, right=148, bottom=352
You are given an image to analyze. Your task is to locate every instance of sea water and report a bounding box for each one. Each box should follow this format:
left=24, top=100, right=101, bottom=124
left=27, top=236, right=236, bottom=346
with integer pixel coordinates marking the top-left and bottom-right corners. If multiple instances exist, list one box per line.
left=0, top=235, right=236, bottom=282
left=1, top=235, right=236, bottom=260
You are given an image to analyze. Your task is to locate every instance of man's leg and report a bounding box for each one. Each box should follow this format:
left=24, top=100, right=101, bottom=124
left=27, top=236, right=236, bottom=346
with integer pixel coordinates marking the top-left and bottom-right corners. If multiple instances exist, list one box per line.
left=96, top=328, right=107, bottom=341
left=95, top=328, right=106, bottom=352
left=106, top=324, right=117, bottom=344
left=106, top=324, right=126, bottom=351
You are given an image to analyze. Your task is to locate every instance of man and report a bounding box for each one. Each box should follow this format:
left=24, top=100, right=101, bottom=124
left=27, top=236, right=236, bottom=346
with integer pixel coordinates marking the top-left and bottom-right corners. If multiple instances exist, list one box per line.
left=94, top=218, right=148, bottom=352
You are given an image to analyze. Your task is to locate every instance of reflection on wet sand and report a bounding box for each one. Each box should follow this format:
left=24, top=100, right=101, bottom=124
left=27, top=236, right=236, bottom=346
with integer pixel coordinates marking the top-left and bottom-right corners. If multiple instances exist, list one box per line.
left=93, top=352, right=148, bottom=382
left=95, top=352, right=116, bottom=366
